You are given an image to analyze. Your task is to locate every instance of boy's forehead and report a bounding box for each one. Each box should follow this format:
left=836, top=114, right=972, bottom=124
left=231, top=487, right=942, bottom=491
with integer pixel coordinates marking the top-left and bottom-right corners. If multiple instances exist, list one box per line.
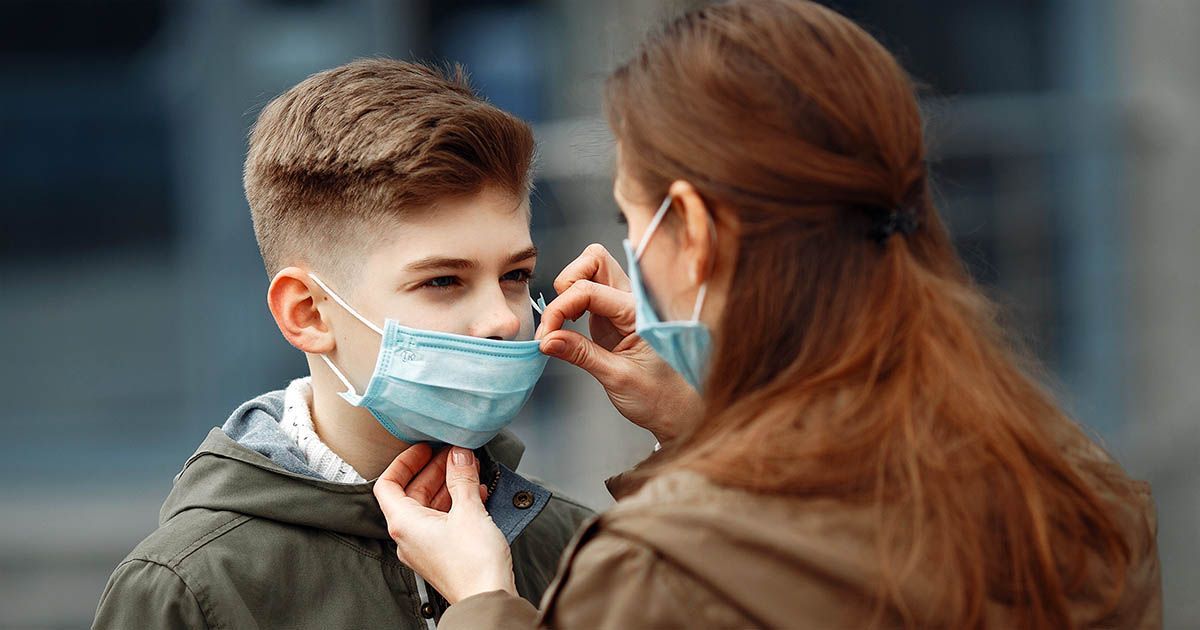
left=367, top=190, right=534, bottom=269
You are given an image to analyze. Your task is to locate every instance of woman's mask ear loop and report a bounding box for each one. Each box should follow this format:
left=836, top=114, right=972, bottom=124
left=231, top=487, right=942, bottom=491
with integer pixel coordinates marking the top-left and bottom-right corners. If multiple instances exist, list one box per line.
left=634, top=196, right=675, bottom=261
left=307, top=272, right=385, bottom=398
left=638, top=195, right=715, bottom=324
left=690, top=213, right=718, bottom=323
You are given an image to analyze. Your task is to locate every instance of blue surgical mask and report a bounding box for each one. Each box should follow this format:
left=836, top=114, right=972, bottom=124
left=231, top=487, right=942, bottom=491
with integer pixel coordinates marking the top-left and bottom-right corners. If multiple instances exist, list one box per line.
left=307, top=273, right=549, bottom=449
left=622, top=195, right=714, bottom=391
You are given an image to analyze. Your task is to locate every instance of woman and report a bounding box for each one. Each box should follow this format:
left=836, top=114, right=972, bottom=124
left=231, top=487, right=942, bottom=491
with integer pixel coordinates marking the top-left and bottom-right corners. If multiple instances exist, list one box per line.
left=374, top=1, right=1161, bottom=627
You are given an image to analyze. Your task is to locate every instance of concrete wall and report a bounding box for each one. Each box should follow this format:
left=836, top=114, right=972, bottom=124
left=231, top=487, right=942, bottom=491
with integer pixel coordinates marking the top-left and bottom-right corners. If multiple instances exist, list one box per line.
left=1121, top=1, right=1200, bottom=626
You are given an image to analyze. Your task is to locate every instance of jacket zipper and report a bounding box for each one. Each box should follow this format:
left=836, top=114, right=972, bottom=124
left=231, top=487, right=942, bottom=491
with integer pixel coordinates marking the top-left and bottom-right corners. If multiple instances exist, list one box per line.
left=414, top=573, right=438, bottom=630
left=486, top=465, right=502, bottom=497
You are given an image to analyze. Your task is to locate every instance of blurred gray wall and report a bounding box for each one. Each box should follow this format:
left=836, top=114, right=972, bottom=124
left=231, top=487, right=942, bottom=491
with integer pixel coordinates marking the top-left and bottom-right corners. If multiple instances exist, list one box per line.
left=1121, top=0, right=1200, bottom=624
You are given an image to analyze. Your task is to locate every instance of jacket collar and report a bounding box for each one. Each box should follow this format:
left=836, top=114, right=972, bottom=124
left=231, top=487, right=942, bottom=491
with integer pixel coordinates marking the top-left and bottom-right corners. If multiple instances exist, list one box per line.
left=160, top=427, right=530, bottom=540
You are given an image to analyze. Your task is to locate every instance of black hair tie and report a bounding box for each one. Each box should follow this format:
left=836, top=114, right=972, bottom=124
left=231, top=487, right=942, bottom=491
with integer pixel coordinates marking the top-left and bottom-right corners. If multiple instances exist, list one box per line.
left=870, top=207, right=920, bottom=244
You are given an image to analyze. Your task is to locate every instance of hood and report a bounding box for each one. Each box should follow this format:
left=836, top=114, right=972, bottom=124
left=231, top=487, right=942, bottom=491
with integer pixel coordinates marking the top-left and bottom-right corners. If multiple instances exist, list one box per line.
left=159, top=389, right=528, bottom=540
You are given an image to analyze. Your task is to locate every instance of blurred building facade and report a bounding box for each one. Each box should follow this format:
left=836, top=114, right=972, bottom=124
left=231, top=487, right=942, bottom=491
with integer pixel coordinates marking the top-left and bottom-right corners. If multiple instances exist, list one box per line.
left=0, top=0, right=1195, bottom=627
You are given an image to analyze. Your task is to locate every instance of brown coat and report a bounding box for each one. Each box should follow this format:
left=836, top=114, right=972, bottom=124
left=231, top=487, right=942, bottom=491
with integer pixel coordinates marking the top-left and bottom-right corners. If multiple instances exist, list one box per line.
left=441, top=462, right=1161, bottom=629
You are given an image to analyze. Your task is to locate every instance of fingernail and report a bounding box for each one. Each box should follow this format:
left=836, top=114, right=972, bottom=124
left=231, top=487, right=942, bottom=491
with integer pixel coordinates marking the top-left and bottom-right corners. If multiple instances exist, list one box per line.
left=451, top=448, right=473, bottom=466
left=542, top=340, right=565, bottom=356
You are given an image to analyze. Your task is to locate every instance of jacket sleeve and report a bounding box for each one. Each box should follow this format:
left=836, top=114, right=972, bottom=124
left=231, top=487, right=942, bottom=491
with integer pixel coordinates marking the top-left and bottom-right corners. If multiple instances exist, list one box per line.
left=438, top=591, right=540, bottom=628
left=93, top=559, right=209, bottom=629
left=439, top=532, right=746, bottom=629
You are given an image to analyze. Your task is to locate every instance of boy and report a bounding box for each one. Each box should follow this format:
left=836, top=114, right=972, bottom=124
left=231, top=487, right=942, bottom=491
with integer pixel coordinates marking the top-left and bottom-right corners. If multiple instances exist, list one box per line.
left=93, top=59, right=593, bottom=629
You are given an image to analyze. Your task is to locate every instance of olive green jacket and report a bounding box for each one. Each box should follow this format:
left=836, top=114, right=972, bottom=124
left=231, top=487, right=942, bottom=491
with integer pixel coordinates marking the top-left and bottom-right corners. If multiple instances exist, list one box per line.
left=93, top=424, right=592, bottom=629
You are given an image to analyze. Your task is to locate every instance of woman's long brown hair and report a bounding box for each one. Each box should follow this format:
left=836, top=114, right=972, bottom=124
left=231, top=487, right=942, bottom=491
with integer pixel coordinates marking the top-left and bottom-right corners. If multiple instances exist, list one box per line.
left=606, top=1, right=1141, bottom=627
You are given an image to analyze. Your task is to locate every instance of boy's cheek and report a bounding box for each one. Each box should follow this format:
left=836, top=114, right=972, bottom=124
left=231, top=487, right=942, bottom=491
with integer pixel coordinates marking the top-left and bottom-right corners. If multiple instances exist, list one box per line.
left=338, top=327, right=385, bottom=385
left=517, top=309, right=536, bottom=341
left=367, top=293, right=457, bottom=333
left=517, top=319, right=534, bottom=341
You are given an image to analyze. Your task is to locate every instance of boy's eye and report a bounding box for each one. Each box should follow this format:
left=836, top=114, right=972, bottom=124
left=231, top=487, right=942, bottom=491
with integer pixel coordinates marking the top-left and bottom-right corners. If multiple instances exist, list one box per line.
left=423, top=276, right=460, bottom=289
left=501, top=269, right=533, bottom=284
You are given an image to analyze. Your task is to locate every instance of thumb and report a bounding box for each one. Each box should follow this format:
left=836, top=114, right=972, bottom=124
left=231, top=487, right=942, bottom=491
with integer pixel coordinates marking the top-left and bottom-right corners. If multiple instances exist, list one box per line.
left=540, top=330, right=619, bottom=384
left=446, top=447, right=485, bottom=512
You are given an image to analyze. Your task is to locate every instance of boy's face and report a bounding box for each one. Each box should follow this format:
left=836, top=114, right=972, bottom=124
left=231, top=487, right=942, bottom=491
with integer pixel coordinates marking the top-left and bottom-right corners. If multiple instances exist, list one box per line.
left=323, top=186, right=537, bottom=385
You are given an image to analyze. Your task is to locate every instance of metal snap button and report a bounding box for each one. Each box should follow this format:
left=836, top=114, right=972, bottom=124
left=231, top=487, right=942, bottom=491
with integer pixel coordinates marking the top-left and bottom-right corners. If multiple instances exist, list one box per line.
left=420, top=603, right=435, bottom=619
left=512, top=490, right=535, bottom=509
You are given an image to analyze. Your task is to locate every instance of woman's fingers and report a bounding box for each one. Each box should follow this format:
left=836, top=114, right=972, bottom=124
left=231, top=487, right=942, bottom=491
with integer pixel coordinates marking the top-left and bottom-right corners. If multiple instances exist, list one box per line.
left=373, top=443, right=435, bottom=525
left=430, top=482, right=487, bottom=513
left=540, top=329, right=627, bottom=387
left=553, top=243, right=631, bottom=295
left=535, top=279, right=636, bottom=339
left=431, top=485, right=452, bottom=513
left=374, top=449, right=519, bottom=604
left=446, top=448, right=486, bottom=512
left=375, top=446, right=492, bottom=514
left=379, top=443, right=434, bottom=486
left=404, top=448, right=450, bottom=507
left=374, top=448, right=516, bottom=604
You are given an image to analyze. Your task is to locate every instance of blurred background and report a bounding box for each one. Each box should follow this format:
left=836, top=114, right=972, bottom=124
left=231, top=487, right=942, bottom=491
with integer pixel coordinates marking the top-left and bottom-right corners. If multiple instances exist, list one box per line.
left=0, top=0, right=1195, bottom=627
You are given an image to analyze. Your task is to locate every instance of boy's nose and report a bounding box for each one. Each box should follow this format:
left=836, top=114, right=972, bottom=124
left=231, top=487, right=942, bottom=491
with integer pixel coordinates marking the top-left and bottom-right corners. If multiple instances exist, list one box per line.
left=469, top=295, right=523, bottom=341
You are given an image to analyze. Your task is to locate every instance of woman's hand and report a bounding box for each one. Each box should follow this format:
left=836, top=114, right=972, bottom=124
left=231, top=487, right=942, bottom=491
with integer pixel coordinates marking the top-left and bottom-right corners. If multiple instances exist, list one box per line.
left=373, top=444, right=515, bottom=604
left=536, top=243, right=703, bottom=445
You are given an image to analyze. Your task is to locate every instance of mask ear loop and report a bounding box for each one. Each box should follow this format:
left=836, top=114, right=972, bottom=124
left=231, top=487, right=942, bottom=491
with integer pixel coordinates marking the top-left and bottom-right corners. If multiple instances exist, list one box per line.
left=636, top=195, right=717, bottom=323
left=319, top=355, right=359, bottom=398
left=689, top=216, right=718, bottom=323
left=307, top=273, right=385, bottom=336
left=634, top=195, right=675, bottom=261
left=307, top=272, right=385, bottom=398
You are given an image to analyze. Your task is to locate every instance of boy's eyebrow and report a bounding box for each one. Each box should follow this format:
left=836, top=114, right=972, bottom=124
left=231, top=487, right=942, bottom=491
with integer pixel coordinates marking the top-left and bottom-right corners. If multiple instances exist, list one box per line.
left=405, top=246, right=538, bottom=273
left=405, top=256, right=476, bottom=272
left=504, top=245, right=539, bottom=266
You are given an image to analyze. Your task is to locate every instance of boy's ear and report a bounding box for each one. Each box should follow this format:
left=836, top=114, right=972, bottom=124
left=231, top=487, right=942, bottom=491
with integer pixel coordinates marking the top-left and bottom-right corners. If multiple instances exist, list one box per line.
left=267, top=267, right=336, bottom=355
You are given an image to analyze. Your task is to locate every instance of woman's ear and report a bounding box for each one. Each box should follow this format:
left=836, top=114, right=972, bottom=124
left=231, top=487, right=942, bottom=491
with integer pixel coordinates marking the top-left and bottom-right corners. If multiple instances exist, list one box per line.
left=668, top=180, right=716, bottom=286
left=267, top=267, right=337, bottom=354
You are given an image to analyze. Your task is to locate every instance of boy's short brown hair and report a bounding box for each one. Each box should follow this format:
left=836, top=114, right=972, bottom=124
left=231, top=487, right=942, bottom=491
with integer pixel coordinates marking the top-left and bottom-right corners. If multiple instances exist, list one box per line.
left=244, top=58, right=535, bottom=281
